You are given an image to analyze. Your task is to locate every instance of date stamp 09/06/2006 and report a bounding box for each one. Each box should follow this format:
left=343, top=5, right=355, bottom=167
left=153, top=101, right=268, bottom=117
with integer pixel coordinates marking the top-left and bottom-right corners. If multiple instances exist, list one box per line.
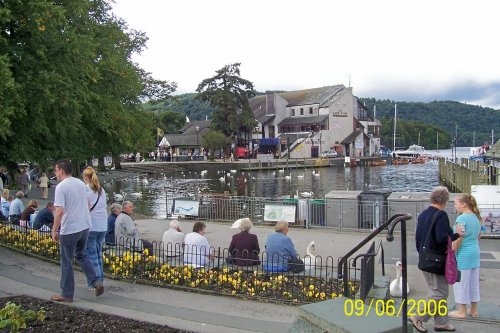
left=344, top=299, right=448, bottom=317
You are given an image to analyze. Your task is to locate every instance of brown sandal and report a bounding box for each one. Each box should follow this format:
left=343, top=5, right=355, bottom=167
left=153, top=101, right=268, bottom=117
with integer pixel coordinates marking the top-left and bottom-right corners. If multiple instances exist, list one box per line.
left=408, top=316, right=427, bottom=333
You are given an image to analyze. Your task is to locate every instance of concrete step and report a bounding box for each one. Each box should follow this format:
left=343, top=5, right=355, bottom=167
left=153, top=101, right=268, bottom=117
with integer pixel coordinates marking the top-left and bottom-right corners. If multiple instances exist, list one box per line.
left=287, top=297, right=409, bottom=333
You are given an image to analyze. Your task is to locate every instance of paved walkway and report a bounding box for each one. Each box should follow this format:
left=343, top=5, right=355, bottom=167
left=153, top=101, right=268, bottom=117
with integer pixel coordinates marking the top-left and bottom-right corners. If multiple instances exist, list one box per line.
left=1, top=218, right=500, bottom=332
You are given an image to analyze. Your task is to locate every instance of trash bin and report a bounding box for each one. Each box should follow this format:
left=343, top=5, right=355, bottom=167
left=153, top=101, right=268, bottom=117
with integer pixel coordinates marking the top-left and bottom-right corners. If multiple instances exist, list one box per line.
left=325, top=191, right=361, bottom=229
left=310, top=199, right=326, bottom=226
left=358, top=190, right=391, bottom=230
left=387, top=192, right=459, bottom=233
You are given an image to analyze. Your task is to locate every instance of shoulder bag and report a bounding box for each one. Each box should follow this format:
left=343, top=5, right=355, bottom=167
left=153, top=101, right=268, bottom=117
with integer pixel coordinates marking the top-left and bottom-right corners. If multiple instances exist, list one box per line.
left=89, top=188, right=102, bottom=212
left=418, top=211, right=447, bottom=275
left=445, top=236, right=460, bottom=284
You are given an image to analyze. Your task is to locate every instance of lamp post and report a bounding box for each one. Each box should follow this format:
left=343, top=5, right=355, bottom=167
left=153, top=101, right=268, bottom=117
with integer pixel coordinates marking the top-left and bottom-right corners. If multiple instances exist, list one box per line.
left=195, top=125, right=200, bottom=159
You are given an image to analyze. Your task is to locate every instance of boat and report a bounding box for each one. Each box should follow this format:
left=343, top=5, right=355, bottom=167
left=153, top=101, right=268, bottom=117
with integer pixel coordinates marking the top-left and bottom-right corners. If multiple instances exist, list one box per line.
left=411, top=157, right=426, bottom=164
left=392, top=144, right=427, bottom=159
left=369, top=159, right=387, bottom=166
left=392, top=159, right=409, bottom=165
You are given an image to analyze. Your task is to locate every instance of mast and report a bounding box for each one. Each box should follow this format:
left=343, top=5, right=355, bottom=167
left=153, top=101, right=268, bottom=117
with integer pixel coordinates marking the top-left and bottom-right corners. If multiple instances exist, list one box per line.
left=393, top=104, right=397, bottom=152
left=436, top=132, right=439, bottom=150
left=493, top=129, right=495, bottom=145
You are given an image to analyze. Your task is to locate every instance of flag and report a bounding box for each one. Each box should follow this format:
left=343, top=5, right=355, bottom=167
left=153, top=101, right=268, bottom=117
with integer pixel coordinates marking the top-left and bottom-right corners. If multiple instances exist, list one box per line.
left=157, top=127, right=164, bottom=137
left=186, top=115, right=190, bottom=123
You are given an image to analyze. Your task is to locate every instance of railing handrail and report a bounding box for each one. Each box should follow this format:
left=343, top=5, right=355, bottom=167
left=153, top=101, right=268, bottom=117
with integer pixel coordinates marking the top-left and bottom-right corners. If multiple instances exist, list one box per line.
left=337, top=213, right=411, bottom=297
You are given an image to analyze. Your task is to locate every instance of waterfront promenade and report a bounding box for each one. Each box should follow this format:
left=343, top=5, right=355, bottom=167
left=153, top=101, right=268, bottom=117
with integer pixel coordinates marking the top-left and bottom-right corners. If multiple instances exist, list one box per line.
left=1, top=218, right=500, bottom=332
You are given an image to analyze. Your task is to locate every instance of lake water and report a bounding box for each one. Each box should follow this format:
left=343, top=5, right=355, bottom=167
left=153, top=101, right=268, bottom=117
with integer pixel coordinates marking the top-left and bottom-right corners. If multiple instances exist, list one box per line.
left=104, top=147, right=473, bottom=218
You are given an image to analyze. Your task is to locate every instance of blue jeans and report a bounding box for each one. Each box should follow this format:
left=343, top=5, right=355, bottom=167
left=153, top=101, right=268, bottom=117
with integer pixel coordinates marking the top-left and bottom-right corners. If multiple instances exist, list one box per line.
left=59, top=228, right=98, bottom=299
left=86, top=231, right=106, bottom=287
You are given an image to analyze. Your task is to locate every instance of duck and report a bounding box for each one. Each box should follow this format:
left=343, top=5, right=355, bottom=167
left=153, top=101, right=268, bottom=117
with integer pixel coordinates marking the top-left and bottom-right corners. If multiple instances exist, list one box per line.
left=390, top=261, right=410, bottom=297
left=303, top=241, right=317, bottom=271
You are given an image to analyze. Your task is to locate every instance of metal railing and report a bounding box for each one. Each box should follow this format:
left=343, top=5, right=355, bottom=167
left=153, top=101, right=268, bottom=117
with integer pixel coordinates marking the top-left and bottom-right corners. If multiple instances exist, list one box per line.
left=0, top=223, right=360, bottom=304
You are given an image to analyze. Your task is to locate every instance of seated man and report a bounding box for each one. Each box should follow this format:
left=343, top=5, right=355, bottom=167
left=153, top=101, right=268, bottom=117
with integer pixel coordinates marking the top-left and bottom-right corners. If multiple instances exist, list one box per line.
left=105, top=203, right=122, bottom=245
left=161, top=219, right=185, bottom=257
left=115, top=201, right=153, bottom=253
left=8, top=191, right=24, bottom=225
left=264, top=221, right=303, bottom=273
left=183, top=222, right=213, bottom=267
left=32, top=202, right=55, bottom=230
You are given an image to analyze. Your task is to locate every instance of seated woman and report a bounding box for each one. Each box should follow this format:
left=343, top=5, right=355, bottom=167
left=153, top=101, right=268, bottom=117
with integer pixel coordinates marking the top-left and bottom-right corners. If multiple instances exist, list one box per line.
left=227, top=218, right=260, bottom=266
left=264, top=221, right=303, bottom=273
left=20, top=199, right=38, bottom=226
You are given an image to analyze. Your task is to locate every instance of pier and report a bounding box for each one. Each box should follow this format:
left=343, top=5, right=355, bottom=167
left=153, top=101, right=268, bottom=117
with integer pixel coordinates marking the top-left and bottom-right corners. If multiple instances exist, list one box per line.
left=438, top=157, right=499, bottom=192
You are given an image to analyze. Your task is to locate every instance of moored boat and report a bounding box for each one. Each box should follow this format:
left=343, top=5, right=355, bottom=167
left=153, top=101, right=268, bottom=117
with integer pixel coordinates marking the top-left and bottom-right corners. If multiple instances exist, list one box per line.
left=370, top=159, right=387, bottom=166
left=392, top=159, right=410, bottom=165
left=392, top=144, right=427, bottom=159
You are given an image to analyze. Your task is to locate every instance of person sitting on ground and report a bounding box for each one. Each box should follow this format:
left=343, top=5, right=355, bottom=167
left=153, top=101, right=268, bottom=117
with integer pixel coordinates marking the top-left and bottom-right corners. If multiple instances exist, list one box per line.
left=227, top=218, right=260, bottom=266
left=32, top=202, right=55, bottom=230
left=114, top=200, right=153, bottom=253
left=105, top=203, right=122, bottom=245
left=8, top=191, right=25, bottom=225
left=183, top=222, right=214, bottom=267
left=162, top=219, right=185, bottom=257
left=264, top=221, right=302, bottom=273
left=20, top=199, right=38, bottom=225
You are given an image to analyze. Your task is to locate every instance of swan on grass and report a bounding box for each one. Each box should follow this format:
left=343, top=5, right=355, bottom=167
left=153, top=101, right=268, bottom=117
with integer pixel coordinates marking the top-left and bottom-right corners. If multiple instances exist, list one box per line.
left=390, top=261, right=410, bottom=297
left=303, top=241, right=317, bottom=271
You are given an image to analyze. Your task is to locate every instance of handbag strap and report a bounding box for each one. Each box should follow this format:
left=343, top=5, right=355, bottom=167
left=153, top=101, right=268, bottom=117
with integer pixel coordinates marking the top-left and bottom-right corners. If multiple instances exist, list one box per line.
left=89, top=188, right=102, bottom=212
left=421, top=210, right=440, bottom=250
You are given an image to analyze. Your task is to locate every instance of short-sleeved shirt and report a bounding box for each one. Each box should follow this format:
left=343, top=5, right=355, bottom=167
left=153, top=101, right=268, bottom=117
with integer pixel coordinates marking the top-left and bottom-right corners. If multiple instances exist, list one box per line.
left=86, top=186, right=108, bottom=232
left=9, top=198, right=24, bottom=216
left=54, top=177, right=91, bottom=235
left=183, top=232, right=211, bottom=267
left=453, top=213, right=481, bottom=270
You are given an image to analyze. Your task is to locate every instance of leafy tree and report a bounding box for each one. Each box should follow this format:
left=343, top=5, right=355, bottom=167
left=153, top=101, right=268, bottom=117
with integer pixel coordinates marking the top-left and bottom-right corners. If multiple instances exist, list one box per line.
left=158, top=110, right=186, bottom=134
left=202, top=130, right=230, bottom=160
left=380, top=118, right=450, bottom=150
left=196, top=63, right=256, bottom=138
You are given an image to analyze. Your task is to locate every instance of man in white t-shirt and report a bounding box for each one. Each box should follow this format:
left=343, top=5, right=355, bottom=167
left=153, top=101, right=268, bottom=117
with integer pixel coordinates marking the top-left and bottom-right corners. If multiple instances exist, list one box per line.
left=161, top=219, right=185, bottom=257
left=50, top=159, right=104, bottom=303
left=183, top=222, right=214, bottom=267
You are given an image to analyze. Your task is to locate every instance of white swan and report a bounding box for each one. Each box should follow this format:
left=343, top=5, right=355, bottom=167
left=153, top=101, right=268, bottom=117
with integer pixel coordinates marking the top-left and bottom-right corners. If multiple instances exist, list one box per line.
left=113, top=192, right=125, bottom=201
left=278, top=168, right=285, bottom=173
left=390, top=261, right=410, bottom=297
left=285, top=174, right=291, bottom=181
left=300, top=191, right=314, bottom=198
left=303, top=241, right=317, bottom=271
left=297, top=174, right=304, bottom=179
left=129, top=192, right=142, bottom=198
left=230, top=170, right=237, bottom=174
left=142, top=178, right=149, bottom=185
left=219, top=177, right=226, bottom=182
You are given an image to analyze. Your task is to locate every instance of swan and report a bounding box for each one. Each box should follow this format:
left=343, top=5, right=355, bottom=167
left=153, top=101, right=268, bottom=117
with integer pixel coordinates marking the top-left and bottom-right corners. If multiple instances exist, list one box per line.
left=113, top=192, right=125, bottom=201
left=297, top=174, right=304, bottom=179
left=219, top=177, right=226, bottom=182
left=390, top=261, right=410, bottom=297
left=230, top=170, right=237, bottom=174
left=300, top=191, right=314, bottom=198
left=142, top=178, right=149, bottom=185
left=313, top=171, right=320, bottom=177
left=278, top=168, right=285, bottom=173
left=285, top=174, right=291, bottom=181
left=303, top=241, right=317, bottom=271
left=129, top=192, right=142, bottom=198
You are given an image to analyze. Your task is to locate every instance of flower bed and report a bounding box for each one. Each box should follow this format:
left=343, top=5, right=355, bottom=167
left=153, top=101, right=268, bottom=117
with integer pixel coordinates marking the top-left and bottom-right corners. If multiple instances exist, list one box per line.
left=0, top=225, right=358, bottom=304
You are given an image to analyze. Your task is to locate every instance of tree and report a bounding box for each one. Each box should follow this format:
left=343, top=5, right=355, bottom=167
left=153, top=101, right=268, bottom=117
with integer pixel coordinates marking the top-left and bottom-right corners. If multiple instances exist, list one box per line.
left=202, top=130, right=230, bottom=160
left=196, top=63, right=256, bottom=138
left=158, top=110, right=186, bottom=134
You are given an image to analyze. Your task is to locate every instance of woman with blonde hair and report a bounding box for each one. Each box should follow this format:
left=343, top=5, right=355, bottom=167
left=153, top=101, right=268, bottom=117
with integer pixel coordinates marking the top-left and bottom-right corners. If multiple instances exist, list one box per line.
left=82, top=166, right=108, bottom=289
left=449, top=193, right=482, bottom=319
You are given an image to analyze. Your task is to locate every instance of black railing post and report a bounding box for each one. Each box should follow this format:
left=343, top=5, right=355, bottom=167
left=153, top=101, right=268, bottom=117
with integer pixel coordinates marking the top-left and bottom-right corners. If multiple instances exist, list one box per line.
left=387, top=213, right=412, bottom=333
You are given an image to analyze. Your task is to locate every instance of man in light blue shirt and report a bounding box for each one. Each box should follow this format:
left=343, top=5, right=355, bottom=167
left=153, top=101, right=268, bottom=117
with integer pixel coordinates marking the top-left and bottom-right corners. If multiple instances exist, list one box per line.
left=8, top=191, right=24, bottom=224
left=264, top=221, right=300, bottom=272
left=50, top=159, right=104, bottom=303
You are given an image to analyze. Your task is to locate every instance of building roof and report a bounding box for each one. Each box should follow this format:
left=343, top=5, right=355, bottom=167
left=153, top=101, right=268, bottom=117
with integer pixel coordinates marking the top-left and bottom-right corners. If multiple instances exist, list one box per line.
left=180, top=120, right=210, bottom=135
left=341, top=129, right=364, bottom=144
left=162, top=134, right=200, bottom=147
left=278, top=115, right=329, bottom=126
left=279, top=85, right=345, bottom=107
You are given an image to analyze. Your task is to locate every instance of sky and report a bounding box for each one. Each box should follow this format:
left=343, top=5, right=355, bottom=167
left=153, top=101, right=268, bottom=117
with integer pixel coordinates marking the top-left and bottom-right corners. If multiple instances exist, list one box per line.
left=111, top=0, right=500, bottom=109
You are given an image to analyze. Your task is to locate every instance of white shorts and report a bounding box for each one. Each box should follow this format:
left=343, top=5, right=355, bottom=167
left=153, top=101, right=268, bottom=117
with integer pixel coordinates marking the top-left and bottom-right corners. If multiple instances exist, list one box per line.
left=453, top=267, right=480, bottom=304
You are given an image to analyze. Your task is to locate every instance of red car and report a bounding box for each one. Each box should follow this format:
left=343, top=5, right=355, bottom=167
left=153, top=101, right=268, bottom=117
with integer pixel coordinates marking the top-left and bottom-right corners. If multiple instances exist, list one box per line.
left=235, top=147, right=249, bottom=158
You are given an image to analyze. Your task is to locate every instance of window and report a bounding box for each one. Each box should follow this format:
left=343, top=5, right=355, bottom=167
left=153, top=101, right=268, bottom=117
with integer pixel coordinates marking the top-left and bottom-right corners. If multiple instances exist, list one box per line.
left=300, top=108, right=304, bottom=115
left=309, top=107, right=313, bottom=114
left=291, top=109, right=295, bottom=116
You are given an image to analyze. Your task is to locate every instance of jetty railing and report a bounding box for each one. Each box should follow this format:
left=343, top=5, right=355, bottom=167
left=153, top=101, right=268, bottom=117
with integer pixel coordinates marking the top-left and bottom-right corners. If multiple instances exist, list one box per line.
left=439, top=157, right=498, bottom=192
